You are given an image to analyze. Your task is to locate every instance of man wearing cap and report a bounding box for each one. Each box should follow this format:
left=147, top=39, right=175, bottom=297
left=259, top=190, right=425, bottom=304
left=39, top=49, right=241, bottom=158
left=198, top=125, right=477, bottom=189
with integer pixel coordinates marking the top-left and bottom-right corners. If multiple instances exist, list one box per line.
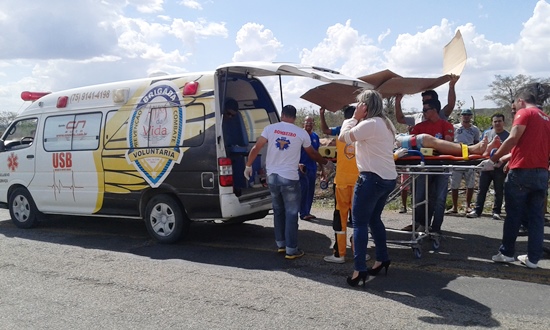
left=447, top=108, right=481, bottom=214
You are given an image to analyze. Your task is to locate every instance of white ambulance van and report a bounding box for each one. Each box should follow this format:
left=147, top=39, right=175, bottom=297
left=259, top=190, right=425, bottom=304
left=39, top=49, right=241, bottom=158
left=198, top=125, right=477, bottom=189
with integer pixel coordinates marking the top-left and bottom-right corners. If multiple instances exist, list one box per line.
left=0, top=62, right=369, bottom=243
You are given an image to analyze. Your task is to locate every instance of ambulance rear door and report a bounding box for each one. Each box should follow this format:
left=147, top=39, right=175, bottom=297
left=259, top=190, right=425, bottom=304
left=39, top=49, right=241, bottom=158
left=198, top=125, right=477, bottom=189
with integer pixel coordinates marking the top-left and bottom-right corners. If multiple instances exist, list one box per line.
left=214, top=62, right=372, bottom=219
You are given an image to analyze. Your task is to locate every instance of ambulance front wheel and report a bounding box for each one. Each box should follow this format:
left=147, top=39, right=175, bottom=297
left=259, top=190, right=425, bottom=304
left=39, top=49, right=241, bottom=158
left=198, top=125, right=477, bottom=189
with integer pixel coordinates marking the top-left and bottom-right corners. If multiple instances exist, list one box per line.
left=8, top=187, right=41, bottom=229
left=144, top=195, right=189, bottom=244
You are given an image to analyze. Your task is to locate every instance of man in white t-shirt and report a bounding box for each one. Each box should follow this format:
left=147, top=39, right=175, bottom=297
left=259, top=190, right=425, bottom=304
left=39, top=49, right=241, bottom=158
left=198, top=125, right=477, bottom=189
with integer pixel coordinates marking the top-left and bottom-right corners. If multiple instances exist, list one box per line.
left=244, top=105, right=334, bottom=260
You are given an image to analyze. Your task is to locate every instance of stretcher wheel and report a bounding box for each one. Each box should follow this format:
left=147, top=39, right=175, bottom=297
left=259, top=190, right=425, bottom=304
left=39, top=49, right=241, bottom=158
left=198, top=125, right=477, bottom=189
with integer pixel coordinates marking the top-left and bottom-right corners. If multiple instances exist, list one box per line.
left=432, top=238, right=441, bottom=250
left=413, top=247, right=422, bottom=259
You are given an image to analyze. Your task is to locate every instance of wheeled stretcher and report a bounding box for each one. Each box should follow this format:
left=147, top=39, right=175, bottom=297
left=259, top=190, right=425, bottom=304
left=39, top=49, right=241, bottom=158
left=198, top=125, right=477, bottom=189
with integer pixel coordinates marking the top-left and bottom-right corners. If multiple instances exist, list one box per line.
left=383, top=150, right=487, bottom=258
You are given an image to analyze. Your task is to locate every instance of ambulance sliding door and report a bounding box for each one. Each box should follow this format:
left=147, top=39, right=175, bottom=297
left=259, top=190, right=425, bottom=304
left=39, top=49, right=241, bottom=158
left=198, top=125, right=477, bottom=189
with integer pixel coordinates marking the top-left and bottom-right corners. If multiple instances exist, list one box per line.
left=31, top=113, right=103, bottom=214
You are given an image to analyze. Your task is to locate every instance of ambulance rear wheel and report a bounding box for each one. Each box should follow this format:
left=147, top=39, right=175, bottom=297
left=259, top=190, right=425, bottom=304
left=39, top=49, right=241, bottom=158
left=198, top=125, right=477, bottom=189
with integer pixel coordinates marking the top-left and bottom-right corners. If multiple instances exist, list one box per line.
left=144, top=195, right=189, bottom=244
left=8, top=187, right=41, bottom=229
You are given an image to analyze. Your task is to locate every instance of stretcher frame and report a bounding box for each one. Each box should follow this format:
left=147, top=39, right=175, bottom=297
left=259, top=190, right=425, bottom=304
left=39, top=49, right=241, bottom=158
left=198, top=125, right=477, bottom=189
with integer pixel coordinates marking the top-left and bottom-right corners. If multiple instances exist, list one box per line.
left=384, top=156, right=485, bottom=259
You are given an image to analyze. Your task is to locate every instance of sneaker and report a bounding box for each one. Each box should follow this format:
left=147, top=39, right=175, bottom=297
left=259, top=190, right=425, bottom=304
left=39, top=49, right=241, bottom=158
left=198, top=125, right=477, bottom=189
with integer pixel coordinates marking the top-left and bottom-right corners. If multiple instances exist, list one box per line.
left=518, top=254, right=538, bottom=269
left=285, top=249, right=305, bottom=260
left=492, top=252, right=515, bottom=263
left=277, top=247, right=285, bottom=253
left=445, top=209, right=458, bottom=214
left=399, top=207, right=407, bottom=214
left=466, top=210, right=479, bottom=218
left=323, top=255, right=345, bottom=264
left=492, top=213, right=502, bottom=220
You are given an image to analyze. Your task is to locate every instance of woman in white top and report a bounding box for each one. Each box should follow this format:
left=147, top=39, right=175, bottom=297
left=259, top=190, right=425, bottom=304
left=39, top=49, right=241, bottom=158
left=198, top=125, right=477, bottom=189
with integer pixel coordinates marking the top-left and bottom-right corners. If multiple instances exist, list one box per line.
left=339, top=90, right=398, bottom=287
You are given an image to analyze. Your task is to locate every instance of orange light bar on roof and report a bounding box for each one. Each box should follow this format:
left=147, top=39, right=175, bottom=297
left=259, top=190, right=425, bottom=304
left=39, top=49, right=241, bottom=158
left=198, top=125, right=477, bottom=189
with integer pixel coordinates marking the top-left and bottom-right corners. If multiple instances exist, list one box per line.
left=183, top=81, right=199, bottom=96
left=21, top=91, right=51, bottom=102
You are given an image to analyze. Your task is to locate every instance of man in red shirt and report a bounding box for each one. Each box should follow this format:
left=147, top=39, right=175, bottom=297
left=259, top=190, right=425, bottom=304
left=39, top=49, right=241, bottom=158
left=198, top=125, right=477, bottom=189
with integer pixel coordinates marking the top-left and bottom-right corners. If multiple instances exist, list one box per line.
left=402, top=99, right=454, bottom=234
left=489, top=83, right=550, bottom=269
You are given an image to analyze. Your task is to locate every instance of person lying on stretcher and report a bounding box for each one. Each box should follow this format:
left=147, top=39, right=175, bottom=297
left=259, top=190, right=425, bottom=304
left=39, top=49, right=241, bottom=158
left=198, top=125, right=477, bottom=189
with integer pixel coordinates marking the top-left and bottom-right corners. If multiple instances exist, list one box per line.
left=394, top=133, right=502, bottom=170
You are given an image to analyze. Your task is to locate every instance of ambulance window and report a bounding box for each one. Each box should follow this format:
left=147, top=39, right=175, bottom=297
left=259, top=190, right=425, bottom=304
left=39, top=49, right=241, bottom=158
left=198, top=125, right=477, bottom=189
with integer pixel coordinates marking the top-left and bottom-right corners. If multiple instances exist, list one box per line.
left=182, top=104, right=205, bottom=147
left=241, top=109, right=270, bottom=142
left=71, top=113, right=101, bottom=150
left=0, top=118, right=38, bottom=151
left=44, top=113, right=101, bottom=151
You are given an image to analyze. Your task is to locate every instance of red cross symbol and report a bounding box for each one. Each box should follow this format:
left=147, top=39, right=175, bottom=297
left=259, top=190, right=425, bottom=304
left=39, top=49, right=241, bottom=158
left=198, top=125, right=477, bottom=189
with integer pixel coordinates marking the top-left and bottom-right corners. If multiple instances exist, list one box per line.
left=7, top=153, right=18, bottom=171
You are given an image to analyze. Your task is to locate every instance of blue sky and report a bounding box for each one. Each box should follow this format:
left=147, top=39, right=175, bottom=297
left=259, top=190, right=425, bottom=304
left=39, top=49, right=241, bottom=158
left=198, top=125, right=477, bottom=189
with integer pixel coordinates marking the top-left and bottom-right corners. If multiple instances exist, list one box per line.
left=1, top=0, right=548, bottom=113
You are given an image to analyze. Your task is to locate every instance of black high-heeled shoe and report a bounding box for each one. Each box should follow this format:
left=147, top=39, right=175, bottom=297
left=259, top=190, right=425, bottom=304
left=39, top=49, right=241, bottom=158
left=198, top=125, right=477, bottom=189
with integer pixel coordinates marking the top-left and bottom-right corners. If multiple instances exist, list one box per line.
left=346, top=271, right=368, bottom=287
left=368, top=260, right=391, bottom=276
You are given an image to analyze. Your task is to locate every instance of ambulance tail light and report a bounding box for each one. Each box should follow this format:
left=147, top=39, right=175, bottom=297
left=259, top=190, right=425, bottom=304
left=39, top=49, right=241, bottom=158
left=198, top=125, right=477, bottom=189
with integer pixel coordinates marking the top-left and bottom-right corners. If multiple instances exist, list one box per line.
left=183, top=81, right=199, bottom=96
left=57, top=96, right=68, bottom=108
left=218, top=157, right=234, bottom=187
left=21, top=91, right=51, bottom=102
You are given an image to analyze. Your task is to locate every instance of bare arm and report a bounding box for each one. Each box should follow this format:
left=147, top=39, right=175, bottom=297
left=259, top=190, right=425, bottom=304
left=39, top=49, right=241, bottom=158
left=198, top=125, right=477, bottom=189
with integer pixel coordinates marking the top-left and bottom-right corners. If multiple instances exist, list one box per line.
left=442, top=74, right=459, bottom=117
left=338, top=103, right=367, bottom=143
left=304, top=146, right=329, bottom=165
left=500, top=153, right=512, bottom=163
left=319, top=108, right=332, bottom=135
left=394, top=94, right=408, bottom=125
left=245, top=136, right=268, bottom=167
left=490, top=124, right=525, bottom=162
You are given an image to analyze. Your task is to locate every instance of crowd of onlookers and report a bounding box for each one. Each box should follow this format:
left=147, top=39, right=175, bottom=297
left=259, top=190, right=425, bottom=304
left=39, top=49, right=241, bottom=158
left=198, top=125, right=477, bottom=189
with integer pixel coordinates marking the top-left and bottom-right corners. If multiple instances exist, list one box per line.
left=242, top=80, right=549, bottom=287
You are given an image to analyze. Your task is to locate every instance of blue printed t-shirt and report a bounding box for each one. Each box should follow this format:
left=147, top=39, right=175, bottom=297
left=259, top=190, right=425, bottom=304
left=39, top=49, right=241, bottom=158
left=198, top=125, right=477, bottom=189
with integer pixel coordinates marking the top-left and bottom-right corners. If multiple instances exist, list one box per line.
left=300, top=131, right=320, bottom=172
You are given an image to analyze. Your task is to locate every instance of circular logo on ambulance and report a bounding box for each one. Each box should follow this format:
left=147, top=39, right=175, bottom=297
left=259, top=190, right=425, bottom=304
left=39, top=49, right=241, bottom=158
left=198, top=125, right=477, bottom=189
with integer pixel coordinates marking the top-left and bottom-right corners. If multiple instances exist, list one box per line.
left=125, top=81, right=185, bottom=188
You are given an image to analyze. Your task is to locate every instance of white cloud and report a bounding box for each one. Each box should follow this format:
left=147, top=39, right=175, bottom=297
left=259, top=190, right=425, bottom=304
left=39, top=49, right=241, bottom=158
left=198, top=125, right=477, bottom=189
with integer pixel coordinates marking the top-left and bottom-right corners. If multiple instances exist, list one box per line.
left=131, top=0, right=164, bottom=14
left=517, top=0, right=550, bottom=74
left=232, top=23, right=282, bottom=62
left=378, top=29, right=391, bottom=44
left=299, top=20, right=384, bottom=78
left=2, top=0, right=550, bottom=115
left=180, top=0, right=203, bottom=10
left=171, top=18, right=228, bottom=47
left=0, top=1, right=119, bottom=60
left=385, top=19, right=454, bottom=76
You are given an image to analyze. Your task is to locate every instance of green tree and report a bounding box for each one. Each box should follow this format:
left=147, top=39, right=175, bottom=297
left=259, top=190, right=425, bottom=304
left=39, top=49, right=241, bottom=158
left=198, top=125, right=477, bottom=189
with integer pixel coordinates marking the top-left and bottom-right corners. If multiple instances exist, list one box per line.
left=296, top=106, right=347, bottom=137
left=484, top=75, right=550, bottom=117
left=473, top=114, right=492, bottom=133
left=0, top=111, right=18, bottom=136
left=484, top=74, right=536, bottom=109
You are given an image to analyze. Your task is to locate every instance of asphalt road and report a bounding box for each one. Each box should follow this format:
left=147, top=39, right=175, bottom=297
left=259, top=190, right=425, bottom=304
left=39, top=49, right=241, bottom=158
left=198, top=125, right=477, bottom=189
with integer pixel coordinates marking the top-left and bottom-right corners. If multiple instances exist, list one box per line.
left=0, top=207, right=549, bottom=329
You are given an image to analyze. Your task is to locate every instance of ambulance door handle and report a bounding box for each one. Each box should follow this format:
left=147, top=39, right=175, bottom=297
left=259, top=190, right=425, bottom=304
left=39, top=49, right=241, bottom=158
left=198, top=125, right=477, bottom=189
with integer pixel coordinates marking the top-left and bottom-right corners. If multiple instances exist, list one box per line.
left=27, top=155, right=34, bottom=159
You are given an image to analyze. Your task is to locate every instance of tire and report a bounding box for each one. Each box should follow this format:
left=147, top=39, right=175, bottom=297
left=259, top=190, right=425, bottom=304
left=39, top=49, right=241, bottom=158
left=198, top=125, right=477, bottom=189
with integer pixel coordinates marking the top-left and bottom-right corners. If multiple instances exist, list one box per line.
left=9, top=187, right=41, bottom=229
left=144, top=195, right=189, bottom=244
